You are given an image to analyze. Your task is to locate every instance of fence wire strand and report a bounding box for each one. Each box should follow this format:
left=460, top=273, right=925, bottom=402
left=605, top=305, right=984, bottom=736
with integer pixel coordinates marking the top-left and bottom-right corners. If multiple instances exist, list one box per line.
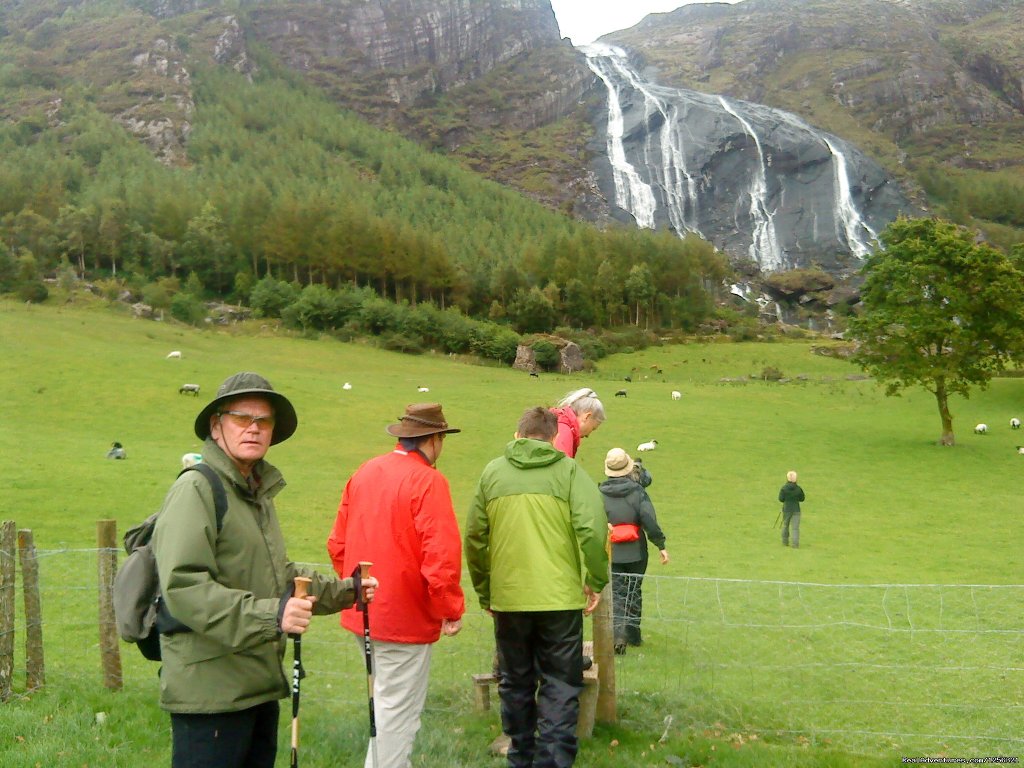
left=2, top=550, right=1022, bottom=755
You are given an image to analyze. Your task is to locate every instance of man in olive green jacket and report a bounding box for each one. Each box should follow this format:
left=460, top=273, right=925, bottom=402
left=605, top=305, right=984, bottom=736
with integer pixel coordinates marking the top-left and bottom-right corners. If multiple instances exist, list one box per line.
left=152, top=372, right=377, bottom=768
left=465, top=406, right=608, bottom=768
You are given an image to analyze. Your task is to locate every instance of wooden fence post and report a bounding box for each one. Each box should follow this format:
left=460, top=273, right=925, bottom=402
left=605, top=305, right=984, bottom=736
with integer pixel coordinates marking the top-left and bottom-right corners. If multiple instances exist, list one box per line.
left=18, top=529, right=44, bottom=691
left=593, top=542, right=617, bottom=725
left=0, top=520, right=15, bottom=702
left=97, top=519, right=122, bottom=691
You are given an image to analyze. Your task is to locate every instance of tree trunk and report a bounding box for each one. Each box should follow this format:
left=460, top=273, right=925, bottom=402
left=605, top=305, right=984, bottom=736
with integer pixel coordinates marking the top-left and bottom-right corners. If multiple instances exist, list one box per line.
left=935, top=378, right=955, bottom=446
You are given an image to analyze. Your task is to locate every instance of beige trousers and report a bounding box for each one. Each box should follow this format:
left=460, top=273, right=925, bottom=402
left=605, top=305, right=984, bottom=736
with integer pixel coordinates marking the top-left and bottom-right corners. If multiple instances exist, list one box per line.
left=360, top=639, right=433, bottom=768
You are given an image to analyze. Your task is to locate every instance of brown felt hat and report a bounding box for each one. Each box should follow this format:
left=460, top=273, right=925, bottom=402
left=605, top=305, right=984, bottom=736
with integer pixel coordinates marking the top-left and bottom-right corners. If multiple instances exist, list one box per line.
left=385, top=403, right=461, bottom=438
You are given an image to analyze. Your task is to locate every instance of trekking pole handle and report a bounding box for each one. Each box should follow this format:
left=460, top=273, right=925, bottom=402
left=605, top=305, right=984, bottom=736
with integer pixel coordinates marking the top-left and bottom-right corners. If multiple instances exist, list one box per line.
left=358, top=561, right=373, bottom=602
left=294, top=576, right=312, bottom=600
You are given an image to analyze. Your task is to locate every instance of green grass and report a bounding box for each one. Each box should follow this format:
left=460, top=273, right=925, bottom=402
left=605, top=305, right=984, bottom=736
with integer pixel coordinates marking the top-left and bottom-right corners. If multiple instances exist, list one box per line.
left=1, top=297, right=1022, bottom=766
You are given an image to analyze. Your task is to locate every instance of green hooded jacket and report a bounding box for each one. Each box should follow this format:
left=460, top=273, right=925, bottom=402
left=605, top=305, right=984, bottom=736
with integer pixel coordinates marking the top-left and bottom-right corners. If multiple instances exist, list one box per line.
left=464, top=438, right=609, bottom=612
left=152, top=439, right=356, bottom=713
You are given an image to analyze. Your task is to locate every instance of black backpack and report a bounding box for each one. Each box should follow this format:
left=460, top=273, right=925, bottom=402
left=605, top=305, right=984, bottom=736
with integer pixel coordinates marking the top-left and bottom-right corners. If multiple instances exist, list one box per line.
left=112, top=463, right=227, bottom=661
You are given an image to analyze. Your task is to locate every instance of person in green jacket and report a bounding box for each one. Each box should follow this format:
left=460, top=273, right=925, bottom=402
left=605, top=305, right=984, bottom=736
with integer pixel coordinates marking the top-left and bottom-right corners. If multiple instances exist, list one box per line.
left=152, top=372, right=377, bottom=768
left=778, top=470, right=806, bottom=548
left=465, top=406, right=609, bottom=768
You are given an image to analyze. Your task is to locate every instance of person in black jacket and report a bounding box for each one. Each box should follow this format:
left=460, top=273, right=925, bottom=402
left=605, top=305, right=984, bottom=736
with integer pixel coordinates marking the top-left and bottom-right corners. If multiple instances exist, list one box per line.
left=778, top=470, right=806, bottom=548
left=599, top=448, right=669, bottom=655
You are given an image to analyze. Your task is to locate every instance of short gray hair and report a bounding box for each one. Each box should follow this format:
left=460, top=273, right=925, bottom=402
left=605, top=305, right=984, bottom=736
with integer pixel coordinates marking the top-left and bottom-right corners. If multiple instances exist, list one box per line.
left=558, top=388, right=605, bottom=424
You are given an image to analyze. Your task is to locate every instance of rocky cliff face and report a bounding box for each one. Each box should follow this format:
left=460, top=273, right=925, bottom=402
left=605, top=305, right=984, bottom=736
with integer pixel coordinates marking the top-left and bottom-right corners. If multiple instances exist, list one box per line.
left=605, top=0, right=1023, bottom=161
left=239, top=0, right=569, bottom=108
left=584, top=45, right=917, bottom=274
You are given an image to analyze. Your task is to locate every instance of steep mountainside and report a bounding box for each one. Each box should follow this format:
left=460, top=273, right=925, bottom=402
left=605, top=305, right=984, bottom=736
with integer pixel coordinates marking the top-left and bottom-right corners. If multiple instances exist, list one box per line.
left=1, top=0, right=1020, bottom=269
left=604, top=0, right=1024, bottom=207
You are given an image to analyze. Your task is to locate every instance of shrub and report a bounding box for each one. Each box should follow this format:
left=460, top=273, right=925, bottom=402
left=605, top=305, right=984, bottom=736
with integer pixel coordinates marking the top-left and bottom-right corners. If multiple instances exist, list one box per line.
left=379, top=332, right=424, bottom=354
left=250, top=276, right=298, bottom=319
left=470, top=323, right=521, bottom=364
left=282, top=284, right=344, bottom=331
left=17, top=280, right=48, bottom=303
left=436, top=307, right=476, bottom=353
left=531, top=340, right=560, bottom=371
left=170, top=293, right=207, bottom=326
left=359, top=297, right=402, bottom=335
left=141, top=277, right=181, bottom=311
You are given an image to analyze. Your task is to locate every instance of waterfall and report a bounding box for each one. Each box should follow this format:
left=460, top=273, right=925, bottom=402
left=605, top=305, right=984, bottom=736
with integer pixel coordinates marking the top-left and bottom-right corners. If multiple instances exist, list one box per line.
left=583, top=44, right=703, bottom=235
left=821, top=135, right=878, bottom=258
left=583, top=45, right=657, bottom=229
left=716, top=96, right=783, bottom=270
left=579, top=44, right=899, bottom=272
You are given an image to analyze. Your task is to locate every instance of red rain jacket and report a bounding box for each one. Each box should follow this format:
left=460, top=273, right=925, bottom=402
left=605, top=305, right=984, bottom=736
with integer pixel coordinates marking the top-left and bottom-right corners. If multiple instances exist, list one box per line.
left=328, top=446, right=465, bottom=644
left=551, top=406, right=580, bottom=458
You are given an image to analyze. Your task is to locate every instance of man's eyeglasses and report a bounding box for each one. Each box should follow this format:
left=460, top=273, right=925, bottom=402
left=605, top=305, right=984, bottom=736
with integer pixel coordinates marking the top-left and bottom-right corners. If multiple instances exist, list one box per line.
left=218, top=411, right=276, bottom=430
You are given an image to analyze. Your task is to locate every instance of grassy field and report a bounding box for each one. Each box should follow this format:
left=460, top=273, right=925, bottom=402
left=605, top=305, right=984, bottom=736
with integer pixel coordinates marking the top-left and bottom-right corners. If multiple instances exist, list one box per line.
left=1, top=298, right=1022, bottom=766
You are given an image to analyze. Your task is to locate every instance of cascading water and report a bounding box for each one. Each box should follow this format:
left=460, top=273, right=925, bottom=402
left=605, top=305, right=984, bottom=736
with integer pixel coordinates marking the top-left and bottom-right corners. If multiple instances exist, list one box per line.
left=716, top=96, right=783, bottom=270
left=822, top=135, right=879, bottom=258
left=583, top=45, right=657, bottom=229
left=583, top=44, right=702, bottom=236
left=581, top=44, right=907, bottom=272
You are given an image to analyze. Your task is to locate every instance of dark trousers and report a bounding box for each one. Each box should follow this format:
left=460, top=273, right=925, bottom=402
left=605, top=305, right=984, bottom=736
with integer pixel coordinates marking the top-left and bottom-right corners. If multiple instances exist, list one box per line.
left=494, top=610, right=584, bottom=768
left=611, top=560, right=647, bottom=646
left=170, top=700, right=279, bottom=768
left=782, top=510, right=801, bottom=547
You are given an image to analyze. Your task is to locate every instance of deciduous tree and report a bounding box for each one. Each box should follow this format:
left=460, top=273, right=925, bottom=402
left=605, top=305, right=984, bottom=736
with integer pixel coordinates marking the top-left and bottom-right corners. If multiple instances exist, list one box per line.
left=848, top=217, right=1024, bottom=446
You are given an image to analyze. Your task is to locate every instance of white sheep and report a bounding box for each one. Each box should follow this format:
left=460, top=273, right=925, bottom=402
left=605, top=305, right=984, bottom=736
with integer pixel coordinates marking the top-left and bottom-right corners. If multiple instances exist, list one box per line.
left=974, top=423, right=988, bottom=434
left=417, top=386, right=430, bottom=393
left=181, top=452, right=202, bottom=469
left=342, top=382, right=353, bottom=390
left=106, top=441, right=126, bottom=460
left=671, top=391, right=682, bottom=400
left=637, top=440, right=658, bottom=452
left=179, top=383, right=200, bottom=396
left=1017, top=446, right=1024, bottom=455
left=1011, top=418, right=1021, bottom=430
left=166, top=350, right=182, bottom=359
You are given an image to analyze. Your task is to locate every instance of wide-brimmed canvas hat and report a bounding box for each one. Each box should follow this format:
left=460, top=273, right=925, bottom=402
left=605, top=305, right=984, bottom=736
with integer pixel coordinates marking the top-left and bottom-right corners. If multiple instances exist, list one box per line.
left=386, top=403, right=460, bottom=438
left=194, top=372, right=298, bottom=446
left=604, top=447, right=635, bottom=478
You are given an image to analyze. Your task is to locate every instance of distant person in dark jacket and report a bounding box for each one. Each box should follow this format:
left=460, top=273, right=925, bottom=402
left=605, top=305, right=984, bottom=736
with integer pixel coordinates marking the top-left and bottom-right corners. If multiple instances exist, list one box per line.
left=778, top=470, right=806, bottom=548
left=599, top=448, right=668, bottom=655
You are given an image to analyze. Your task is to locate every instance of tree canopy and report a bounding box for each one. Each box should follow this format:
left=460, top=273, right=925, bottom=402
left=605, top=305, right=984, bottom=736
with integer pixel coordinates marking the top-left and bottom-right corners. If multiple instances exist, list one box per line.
left=847, top=217, right=1024, bottom=446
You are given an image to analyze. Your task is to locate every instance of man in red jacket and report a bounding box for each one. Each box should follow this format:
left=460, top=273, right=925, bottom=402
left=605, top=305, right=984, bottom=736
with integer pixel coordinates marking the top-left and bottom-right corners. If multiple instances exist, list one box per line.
left=328, top=402, right=465, bottom=768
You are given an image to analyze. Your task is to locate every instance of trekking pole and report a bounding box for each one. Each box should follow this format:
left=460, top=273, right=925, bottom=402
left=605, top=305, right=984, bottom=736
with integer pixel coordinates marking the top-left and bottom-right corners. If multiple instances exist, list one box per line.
left=353, top=561, right=379, bottom=768
left=290, top=576, right=312, bottom=768
left=773, top=508, right=782, bottom=528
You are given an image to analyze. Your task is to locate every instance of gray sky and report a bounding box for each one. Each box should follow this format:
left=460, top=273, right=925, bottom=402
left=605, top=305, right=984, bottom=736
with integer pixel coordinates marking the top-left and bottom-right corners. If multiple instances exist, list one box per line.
left=549, top=0, right=740, bottom=46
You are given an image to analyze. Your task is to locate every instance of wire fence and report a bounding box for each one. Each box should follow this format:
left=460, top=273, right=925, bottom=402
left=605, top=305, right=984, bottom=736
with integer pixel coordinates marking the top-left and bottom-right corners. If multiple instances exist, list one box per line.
left=2, top=547, right=1023, bottom=756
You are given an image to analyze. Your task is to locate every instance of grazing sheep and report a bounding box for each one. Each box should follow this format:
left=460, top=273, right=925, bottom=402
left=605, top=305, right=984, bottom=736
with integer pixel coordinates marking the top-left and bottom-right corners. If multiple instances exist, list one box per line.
left=530, top=372, right=540, bottom=378
left=615, top=389, right=627, bottom=397
left=417, top=386, right=430, bottom=393
left=637, top=440, right=658, bottom=452
left=974, top=423, right=988, bottom=434
left=179, top=383, right=200, bottom=396
left=671, top=391, right=682, bottom=400
left=624, top=375, right=632, bottom=383
left=342, top=382, right=353, bottom=390
left=106, top=441, right=126, bottom=460
left=166, top=350, right=181, bottom=359
left=1012, top=418, right=1021, bottom=430
left=181, top=452, right=202, bottom=469
left=1017, top=446, right=1024, bottom=455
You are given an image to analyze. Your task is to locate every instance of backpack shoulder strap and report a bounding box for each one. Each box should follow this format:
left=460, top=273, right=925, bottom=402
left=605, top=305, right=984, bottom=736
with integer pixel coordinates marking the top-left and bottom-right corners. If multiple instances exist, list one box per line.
left=178, top=463, right=228, bottom=532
